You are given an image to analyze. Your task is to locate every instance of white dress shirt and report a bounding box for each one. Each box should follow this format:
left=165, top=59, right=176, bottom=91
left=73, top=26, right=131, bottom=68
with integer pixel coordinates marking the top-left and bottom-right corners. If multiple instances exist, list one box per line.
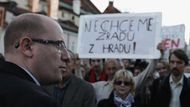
left=169, top=75, right=183, bottom=107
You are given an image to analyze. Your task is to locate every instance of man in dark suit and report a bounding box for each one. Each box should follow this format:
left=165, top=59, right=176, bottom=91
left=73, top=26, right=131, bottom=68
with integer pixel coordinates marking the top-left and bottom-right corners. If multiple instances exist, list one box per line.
left=149, top=48, right=190, bottom=107
left=0, top=13, right=70, bottom=107
left=51, top=50, right=96, bottom=107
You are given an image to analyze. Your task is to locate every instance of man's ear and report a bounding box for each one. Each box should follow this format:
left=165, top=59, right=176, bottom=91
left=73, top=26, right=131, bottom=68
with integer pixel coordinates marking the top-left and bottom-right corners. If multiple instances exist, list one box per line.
left=19, top=37, right=33, bottom=57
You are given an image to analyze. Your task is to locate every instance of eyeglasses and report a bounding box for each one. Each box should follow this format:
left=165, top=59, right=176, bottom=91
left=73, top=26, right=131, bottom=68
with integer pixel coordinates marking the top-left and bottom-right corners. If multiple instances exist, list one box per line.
left=32, top=38, right=66, bottom=52
left=114, top=80, right=132, bottom=86
left=15, top=38, right=67, bottom=53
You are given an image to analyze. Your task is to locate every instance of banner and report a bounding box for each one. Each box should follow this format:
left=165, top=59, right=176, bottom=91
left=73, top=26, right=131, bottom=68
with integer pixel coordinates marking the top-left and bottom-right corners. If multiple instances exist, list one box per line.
left=161, top=24, right=185, bottom=60
left=77, top=13, right=162, bottom=58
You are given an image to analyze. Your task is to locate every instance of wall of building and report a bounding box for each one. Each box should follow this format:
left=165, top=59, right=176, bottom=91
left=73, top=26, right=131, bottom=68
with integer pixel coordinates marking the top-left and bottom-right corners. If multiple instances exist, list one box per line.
left=63, top=30, right=78, bottom=53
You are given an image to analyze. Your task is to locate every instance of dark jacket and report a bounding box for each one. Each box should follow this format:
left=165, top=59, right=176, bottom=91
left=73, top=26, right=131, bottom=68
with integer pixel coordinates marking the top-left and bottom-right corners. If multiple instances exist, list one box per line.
left=0, top=61, right=59, bottom=107
left=149, top=74, right=190, bottom=107
left=53, top=75, right=96, bottom=107
left=97, top=92, right=134, bottom=107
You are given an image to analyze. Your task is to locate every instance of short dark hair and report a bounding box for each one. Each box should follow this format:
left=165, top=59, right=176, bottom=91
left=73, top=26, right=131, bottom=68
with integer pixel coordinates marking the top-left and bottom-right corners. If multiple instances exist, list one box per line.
left=169, top=49, right=189, bottom=65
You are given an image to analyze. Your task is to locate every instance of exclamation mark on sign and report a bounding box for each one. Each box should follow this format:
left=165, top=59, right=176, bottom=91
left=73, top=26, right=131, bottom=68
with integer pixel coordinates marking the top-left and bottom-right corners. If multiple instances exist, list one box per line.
left=133, top=42, right=136, bottom=54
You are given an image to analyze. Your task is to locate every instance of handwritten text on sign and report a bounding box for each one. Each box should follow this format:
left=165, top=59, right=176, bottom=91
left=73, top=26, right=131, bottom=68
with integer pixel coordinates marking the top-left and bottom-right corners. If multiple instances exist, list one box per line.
left=161, top=24, right=185, bottom=60
left=77, top=13, right=161, bottom=58
left=161, top=24, right=185, bottom=49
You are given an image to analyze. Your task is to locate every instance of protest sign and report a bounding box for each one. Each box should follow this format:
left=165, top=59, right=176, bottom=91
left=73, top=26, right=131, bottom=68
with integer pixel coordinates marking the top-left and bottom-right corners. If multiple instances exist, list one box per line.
left=161, top=24, right=185, bottom=60
left=161, top=24, right=185, bottom=49
left=77, top=13, right=161, bottom=58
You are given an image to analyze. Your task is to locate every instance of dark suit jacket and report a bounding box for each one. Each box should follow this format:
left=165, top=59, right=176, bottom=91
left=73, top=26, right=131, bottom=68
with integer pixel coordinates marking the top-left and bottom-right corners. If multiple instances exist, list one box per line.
left=52, top=75, right=96, bottom=107
left=0, top=61, right=60, bottom=107
left=149, top=74, right=190, bottom=107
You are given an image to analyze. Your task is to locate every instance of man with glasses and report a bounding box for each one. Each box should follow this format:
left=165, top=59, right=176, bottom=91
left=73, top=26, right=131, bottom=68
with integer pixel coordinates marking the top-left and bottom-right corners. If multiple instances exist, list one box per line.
left=0, top=13, right=70, bottom=107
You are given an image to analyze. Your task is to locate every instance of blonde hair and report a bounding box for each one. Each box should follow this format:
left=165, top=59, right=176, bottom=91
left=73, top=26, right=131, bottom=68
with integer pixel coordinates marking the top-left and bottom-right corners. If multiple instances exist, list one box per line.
left=113, top=69, right=135, bottom=94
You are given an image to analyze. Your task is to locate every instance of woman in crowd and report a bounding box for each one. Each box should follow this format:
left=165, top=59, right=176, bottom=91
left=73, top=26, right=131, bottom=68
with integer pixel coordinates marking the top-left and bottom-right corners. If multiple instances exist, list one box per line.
left=97, top=69, right=135, bottom=107
left=154, top=60, right=169, bottom=78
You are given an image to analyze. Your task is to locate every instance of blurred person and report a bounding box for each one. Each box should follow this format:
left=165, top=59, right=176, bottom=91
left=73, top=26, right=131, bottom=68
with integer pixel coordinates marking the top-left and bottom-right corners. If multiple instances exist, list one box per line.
left=0, top=13, right=70, bottom=107
left=72, top=53, right=83, bottom=79
left=79, top=64, right=88, bottom=79
left=85, top=58, right=107, bottom=83
left=93, top=59, right=121, bottom=102
left=155, top=60, right=169, bottom=78
left=97, top=69, right=135, bottom=107
left=122, top=59, right=132, bottom=71
left=134, top=43, right=164, bottom=107
left=149, top=48, right=190, bottom=107
left=76, top=58, right=90, bottom=79
left=133, top=66, right=142, bottom=77
left=133, top=60, right=147, bottom=77
left=132, top=60, right=156, bottom=107
left=93, top=58, right=156, bottom=104
left=52, top=50, right=96, bottom=107
left=81, top=58, right=90, bottom=71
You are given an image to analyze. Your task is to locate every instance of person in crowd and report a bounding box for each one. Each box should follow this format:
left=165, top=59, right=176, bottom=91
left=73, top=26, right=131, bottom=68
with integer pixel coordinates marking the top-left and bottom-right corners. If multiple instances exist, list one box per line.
left=133, top=59, right=155, bottom=88
left=79, top=64, right=88, bottom=79
left=52, top=50, right=96, bottom=107
left=0, top=53, right=4, bottom=61
left=97, top=69, right=135, bottom=107
left=155, top=60, right=169, bottom=78
left=149, top=48, right=190, bottom=107
left=0, top=13, right=70, bottom=107
left=122, top=59, right=133, bottom=72
left=93, top=58, right=155, bottom=104
left=85, top=58, right=107, bottom=83
left=133, top=66, right=142, bottom=77
left=133, top=61, right=149, bottom=77
left=133, top=43, right=164, bottom=107
left=69, top=53, right=83, bottom=79
left=72, top=54, right=89, bottom=79
left=80, top=58, right=90, bottom=73
left=93, top=59, right=121, bottom=102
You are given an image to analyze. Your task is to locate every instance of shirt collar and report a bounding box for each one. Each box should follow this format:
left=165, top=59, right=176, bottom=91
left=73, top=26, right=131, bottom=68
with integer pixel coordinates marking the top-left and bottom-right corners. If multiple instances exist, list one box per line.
left=20, top=66, right=41, bottom=86
left=169, top=74, right=184, bottom=85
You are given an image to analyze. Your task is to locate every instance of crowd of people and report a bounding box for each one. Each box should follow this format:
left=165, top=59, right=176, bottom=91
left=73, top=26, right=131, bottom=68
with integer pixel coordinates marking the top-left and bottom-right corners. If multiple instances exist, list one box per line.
left=1, top=13, right=190, bottom=107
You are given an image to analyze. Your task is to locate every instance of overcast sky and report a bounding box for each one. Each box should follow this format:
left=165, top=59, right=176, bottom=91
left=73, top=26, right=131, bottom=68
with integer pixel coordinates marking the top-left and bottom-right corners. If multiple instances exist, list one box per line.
left=91, top=0, right=190, bottom=43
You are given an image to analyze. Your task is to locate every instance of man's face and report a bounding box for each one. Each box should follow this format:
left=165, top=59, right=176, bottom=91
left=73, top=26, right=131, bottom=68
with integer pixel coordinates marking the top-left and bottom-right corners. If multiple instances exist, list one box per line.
left=105, top=60, right=119, bottom=80
left=169, top=54, right=186, bottom=77
left=33, top=36, right=70, bottom=85
left=90, top=59, right=103, bottom=72
left=122, top=59, right=130, bottom=69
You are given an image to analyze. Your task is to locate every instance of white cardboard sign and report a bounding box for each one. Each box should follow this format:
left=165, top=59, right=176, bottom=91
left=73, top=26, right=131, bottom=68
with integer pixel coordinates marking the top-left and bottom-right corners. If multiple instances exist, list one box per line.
left=77, top=13, right=162, bottom=59
left=161, top=24, right=185, bottom=60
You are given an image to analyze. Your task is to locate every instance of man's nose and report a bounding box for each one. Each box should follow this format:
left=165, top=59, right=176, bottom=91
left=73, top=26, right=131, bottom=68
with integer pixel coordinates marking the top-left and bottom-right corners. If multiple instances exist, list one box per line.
left=172, top=62, right=178, bottom=68
left=61, top=48, right=71, bottom=62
